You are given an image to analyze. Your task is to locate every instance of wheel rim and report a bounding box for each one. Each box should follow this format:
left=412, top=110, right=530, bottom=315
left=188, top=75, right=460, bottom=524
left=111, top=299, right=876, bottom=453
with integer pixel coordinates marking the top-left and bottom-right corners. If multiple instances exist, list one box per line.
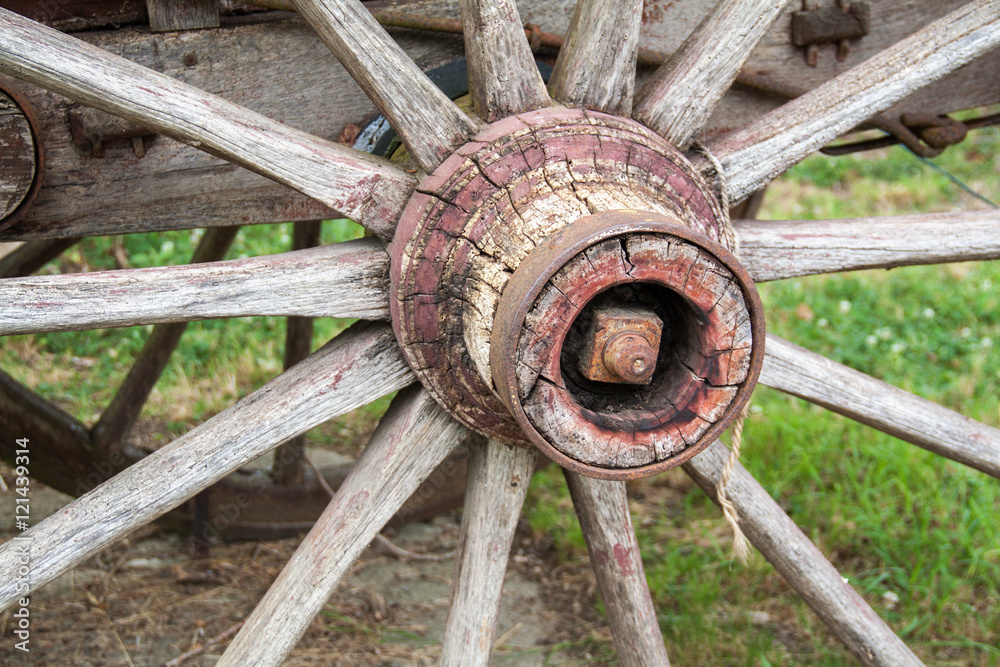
left=0, top=1, right=998, bottom=665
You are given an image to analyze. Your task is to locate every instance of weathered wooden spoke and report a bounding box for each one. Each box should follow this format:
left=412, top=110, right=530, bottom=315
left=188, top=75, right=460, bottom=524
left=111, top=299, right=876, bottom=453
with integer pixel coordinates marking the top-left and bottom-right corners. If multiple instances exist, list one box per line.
left=738, top=210, right=1000, bottom=282
left=91, top=225, right=240, bottom=453
left=440, top=439, right=537, bottom=667
left=547, top=0, right=643, bottom=115
left=684, top=441, right=923, bottom=666
left=633, top=0, right=788, bottom=148
left=708, top=0, right=1000, bottom=203
left=0, top=237, right=389, bottom=334
left=458, top=0, right=551, bottom=122
left=0, top=322, right=414, bottom=610
left=0, top=8, right=415, bottom=236
left=220, top=386, right=466, bottom=666
left=291, top=0, right=478, bottom=173
left=761, top=335, right=1000, bottom=478
left=0, top=237, right=81, bottom=278
left=564, top=471, right=671, bottom=667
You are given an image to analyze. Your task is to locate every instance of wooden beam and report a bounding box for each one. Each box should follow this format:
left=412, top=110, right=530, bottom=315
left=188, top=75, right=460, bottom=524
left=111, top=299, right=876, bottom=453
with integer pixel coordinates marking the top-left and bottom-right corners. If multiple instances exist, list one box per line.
left=218, top=386, right=466, bottom=666
left=0, top=237, right=390, bottom=335
left=0, top=321, right=415, bottom=610
left=761, top=335, right=1000, bottom=479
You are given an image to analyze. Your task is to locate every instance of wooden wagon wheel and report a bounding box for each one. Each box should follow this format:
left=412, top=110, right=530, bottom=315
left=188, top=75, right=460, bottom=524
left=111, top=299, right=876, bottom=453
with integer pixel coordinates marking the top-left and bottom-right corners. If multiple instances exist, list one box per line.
left=1, top=0, right=1000, bottom=664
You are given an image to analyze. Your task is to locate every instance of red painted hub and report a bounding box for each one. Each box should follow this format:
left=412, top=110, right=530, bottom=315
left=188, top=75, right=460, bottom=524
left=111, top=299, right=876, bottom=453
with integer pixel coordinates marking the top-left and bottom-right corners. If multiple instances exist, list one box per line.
left=389, top=107, right=764, bottom=478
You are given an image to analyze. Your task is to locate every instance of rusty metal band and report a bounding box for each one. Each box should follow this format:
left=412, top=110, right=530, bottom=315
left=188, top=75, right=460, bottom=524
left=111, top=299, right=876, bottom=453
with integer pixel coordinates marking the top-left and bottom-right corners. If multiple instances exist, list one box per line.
left=0, top=76, right=45, bottom=232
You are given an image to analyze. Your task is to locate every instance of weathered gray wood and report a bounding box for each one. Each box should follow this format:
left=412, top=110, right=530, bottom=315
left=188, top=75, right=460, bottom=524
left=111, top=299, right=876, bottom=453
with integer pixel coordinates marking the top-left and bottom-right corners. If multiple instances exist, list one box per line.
left=564, top=472, right=670, bottom=667
left=293, top=0, right=477, bottom=173
left=147, top=0, right=219, bottom=31
left=633, top=0, right=788, bottom=148
left=547, top=0, right=642, bottom=115
left=218, top=386, right=466, bottom=666
left=0, top=237, right=390, bottom=334
left=0, top=8, right=416, bottom=237
left=0, top=238, right=79, bottom=277
left=683, top=440, right=923, bottom=666
left=440, top=439, right=536, bottom=666
left=761, top=335, right=1000, bottom=479
left=0, top=321, right=414, bottom=611
left=459, top=0, right=551, bottom=122
left=738, top=210, right=1000, bottom=282
left=90, top=225, right=240, bottom=453
left=708, top=0, right=1000, bottom=203
left=0, top=86, right=38, bottom=224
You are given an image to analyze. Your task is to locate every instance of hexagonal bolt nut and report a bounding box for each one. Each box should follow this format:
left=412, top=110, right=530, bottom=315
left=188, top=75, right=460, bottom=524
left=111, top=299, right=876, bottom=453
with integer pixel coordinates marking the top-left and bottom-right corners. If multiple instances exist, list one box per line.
left=579, top=305, right=663, bottom=385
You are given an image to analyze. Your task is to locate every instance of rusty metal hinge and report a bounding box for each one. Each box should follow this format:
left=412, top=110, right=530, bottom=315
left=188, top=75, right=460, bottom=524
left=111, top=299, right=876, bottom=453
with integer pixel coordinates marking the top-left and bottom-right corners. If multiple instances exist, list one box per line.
left=793, top=1, right=869, bottom=66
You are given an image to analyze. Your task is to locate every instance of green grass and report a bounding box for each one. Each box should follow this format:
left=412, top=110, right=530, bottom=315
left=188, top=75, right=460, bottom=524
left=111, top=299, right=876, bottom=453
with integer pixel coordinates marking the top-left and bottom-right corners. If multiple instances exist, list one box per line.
left=2, top=119, right=999, bottom=664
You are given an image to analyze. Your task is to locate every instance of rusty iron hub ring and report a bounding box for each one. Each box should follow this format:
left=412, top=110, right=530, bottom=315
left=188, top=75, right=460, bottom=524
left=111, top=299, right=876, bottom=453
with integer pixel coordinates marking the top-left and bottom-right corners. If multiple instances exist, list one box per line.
left=389, top=107, right=728, bottom=447
left=0, top=77, right=45, bottom=232
left=490, top=210, right=766, bottom=480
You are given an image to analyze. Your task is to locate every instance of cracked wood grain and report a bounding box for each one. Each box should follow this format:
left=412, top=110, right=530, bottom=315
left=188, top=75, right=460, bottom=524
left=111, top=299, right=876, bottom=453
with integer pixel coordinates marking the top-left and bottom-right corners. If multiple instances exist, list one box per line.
left=565, top=471, right=670, bottom=666
left=634, top=0, right=789, bottom=148
left=707, top=0, right=1000, bottom=203
left=292, top=0, right=478, bottom=173
left=459, top=0, right=551, bottom=122
left=441, top=439, right=537, bottom=667
left=0, top=237, right=390, bottom=334
left=684, top=440, right=923, bottom=666
left=761, top=334, right=1000, bottom=479
left=0, top=8, right=415, bottom=237
left=0, top=322, right=415, bottom=611
left=219, top=386, right=466, bottom=666
left=548, top=0, right=643, bottom=115
left=736, top=210, right=1000, bottom=282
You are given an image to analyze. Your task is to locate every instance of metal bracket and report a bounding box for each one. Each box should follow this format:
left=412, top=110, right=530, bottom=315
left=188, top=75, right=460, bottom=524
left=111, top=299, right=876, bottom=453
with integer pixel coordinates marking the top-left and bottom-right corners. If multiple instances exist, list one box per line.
left=793, top=1, right=869, bottom=66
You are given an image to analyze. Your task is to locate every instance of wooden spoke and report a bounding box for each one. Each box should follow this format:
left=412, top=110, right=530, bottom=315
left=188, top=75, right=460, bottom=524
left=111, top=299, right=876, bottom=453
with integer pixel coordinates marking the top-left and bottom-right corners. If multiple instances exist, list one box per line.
left=564, top=472, right=670, bottom=667
left=708, top=0, right=1000, bottom=203
left=219, top=386, right=467, bottom=666
left=738, top=209, right=1000, bottom=282
left=633, top=0, right=788, bottom=148
left=683, top=440, right=923, bottom=667
left=459, top=0, right=551, bottom=122
left=761, top=335, right=1000, bottom=479
left=272, top=221, right=324, bottom=486
left=547, top=0, right=643, bottom=115
left=0, top=322, right=414, bottom=610
left=292, top=0, right=478, bottom=173
left=441, top=439, right=537, bottom=667
left=0, top=238, right=80, bottom=278
left=0, top=8, right=415, bottom=237
left=0, top=237, right=389, bottom=335
left=90, top=226, right=240, bottom=453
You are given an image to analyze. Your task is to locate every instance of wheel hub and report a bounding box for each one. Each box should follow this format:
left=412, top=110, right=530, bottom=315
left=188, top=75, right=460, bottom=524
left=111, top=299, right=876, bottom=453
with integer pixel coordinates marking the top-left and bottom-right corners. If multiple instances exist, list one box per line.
left=389, top=107, right=765, bottom=478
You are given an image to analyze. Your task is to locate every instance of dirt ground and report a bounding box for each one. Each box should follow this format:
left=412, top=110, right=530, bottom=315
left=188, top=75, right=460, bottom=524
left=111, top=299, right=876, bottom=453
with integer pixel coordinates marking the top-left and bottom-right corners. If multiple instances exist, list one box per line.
left=0, top=476, right=611, bottom=667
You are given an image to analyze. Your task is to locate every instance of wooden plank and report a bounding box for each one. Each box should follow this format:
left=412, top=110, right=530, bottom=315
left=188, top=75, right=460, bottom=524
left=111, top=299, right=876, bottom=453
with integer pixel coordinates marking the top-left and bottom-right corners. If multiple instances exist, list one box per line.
left=292, top=0, right=477, bottom=173
left=633, top=0, right=788, bottom=148
left=564, top=472, right=670, bottom=666
left=683, top=440, right=923, bottom=666
left=0, top=237, right=390, bottom=334
left=0, top=321, right=415, bottom=610
left=147, top=0, right=219, bottom=32
left=90, top=225, right=239, bottom=453
left=0, top=237, right=79, bottom=277
left=218, top=386, right=466, bottom=666
left=0, top=8, right=416, bottom=237
left=738, top=210, right=1000, bottom=282
left=708, top=0, right=1000, bottom=203
left=547, top=0, right=642, bottom=115
left=271, top=220, right=322, bottom=486
left=459, top=0, right=550, bottom=122
left=760, top=335, right=1000, bottom=479
left=440, top=439, right=537, bottom=667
